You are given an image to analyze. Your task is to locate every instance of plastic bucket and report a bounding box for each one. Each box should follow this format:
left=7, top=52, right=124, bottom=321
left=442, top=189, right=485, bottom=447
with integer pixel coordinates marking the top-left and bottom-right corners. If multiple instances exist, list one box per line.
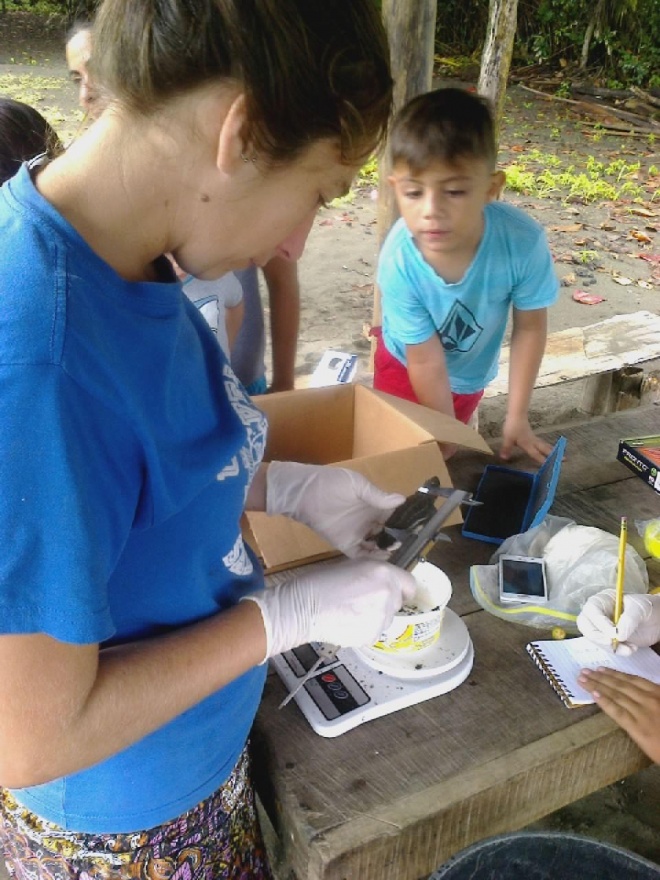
left=372, top=559, right=451, bottom=655
left=427, top=832, right=660, bottom=880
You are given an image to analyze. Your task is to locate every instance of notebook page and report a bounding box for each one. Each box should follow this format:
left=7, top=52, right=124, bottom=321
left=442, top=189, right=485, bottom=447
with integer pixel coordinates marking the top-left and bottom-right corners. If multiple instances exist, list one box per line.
left=527, top=637, right=660, bottom=705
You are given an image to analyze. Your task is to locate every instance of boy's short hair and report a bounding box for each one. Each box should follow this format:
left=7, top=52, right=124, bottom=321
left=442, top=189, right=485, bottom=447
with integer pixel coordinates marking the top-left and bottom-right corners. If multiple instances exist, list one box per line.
left=390, top=87, right=496, bottom=173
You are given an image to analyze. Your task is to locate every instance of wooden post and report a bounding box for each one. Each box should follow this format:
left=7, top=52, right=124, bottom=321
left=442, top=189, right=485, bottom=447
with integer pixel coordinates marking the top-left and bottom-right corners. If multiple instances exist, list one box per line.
left=477, top=0, right=519, bottom=141
left=581, top=366, right=646, bottom=415
left=371, top=0, right=436, bottom=345
left=377, top=0, right=437, bottom=246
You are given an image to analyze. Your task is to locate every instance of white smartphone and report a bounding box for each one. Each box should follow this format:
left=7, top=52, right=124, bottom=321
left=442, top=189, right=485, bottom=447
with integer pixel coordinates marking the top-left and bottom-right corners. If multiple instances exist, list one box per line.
left=498, top=555, right=548, bottom=604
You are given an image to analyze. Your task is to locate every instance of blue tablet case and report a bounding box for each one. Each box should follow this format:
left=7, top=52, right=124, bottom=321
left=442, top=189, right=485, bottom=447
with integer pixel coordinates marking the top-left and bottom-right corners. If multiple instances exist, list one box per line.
left=462, top=436, right=566, bottom=545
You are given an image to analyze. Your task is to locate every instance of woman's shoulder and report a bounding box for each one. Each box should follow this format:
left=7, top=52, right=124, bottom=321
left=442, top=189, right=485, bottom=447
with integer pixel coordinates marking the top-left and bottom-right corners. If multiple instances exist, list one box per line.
left=0, top=172, right=66, bottom=365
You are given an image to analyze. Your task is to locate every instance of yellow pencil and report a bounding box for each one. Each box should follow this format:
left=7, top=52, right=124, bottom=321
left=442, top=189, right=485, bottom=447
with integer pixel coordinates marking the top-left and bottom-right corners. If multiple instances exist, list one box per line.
left=612, top=516, right=627, bottom=653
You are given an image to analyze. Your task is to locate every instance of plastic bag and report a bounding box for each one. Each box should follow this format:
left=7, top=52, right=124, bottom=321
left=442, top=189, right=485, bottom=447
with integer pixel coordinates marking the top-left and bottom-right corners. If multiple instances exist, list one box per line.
left=635, top=517, right=660, bottom=559
left=470, top=515, right=649, bottom=632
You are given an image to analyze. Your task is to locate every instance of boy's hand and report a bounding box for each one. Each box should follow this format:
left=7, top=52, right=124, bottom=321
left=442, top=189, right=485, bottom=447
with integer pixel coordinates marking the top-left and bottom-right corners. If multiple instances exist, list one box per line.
left=500, top=415, right=553, bottom=463
left=578, top=668, right=660, bottom=763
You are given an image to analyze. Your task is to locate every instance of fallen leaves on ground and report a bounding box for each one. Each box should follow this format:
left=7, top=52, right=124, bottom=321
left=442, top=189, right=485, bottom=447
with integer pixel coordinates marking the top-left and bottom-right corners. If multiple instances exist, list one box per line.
left=573, top=289, right=606, bottom=304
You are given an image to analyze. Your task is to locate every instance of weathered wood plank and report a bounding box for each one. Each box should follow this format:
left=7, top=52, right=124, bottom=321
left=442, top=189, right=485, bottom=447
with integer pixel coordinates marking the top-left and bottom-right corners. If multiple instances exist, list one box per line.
left=448, top=405, right=660, bottom=497
left=484, top=311, right=660, bottom=398
left=303, top=719, right=647, bottom=880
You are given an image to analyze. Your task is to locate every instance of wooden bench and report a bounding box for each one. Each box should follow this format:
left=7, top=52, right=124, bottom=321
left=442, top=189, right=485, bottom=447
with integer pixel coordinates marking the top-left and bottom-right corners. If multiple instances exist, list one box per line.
left=484, top=310, right=660, bottom=414
left=300, top=311, right=660, bottom=414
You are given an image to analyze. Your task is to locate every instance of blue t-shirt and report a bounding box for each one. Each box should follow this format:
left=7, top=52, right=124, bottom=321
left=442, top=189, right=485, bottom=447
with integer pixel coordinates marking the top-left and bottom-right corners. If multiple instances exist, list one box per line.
left=0, top=166, right=268, bottom=833
left=378, top=202, right=559, bottom=394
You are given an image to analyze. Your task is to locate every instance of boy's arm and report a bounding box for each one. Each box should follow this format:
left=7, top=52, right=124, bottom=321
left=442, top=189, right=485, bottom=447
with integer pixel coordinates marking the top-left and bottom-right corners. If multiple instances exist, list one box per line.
left=501, top=307, right=553, bottom=463
left=262, top=257, right=300, bottom=392
left=406, top=336, right=454, bottom=417
left=578, top=668, right=660, bottom=763
left=406, top=337, right=458, bottom=459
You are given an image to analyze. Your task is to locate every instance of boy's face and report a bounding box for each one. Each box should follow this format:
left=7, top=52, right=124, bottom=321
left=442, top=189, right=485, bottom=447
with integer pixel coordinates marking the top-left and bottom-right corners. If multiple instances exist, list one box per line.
left=388, top=158, right=504, bottom=265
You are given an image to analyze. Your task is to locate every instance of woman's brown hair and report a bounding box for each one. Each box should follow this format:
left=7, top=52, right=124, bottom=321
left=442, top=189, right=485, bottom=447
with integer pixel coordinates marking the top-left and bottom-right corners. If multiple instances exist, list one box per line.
left=92, top=0, right=393, bottom=164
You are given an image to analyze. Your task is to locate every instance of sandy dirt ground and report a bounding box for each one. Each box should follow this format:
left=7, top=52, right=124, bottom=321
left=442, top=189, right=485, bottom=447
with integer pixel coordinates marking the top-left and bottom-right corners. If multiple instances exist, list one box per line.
left=1, top=11, right=660, bottom=878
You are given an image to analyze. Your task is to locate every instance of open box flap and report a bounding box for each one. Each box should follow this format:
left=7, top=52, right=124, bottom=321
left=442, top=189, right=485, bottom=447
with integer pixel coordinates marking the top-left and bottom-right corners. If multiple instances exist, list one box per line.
left=367, top=388, right=493, bottom=455
left=255, top=386, right=354, bottom=464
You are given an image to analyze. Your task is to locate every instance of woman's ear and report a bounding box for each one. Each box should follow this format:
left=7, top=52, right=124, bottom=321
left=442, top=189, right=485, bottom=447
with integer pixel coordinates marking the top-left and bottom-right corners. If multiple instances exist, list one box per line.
left=489, top=170, right=506, bottom=201
left=216, top=92, right=251, bottom=173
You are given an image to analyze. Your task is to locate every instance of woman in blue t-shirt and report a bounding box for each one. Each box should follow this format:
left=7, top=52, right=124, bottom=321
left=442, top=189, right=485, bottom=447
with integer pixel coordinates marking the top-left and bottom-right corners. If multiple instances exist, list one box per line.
left=0, top=3, right=416, bottom=878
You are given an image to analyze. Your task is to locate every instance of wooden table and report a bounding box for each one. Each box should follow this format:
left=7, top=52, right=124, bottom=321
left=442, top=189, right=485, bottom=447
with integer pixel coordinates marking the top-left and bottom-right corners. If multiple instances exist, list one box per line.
left=251, top=406, right=660, bottom=880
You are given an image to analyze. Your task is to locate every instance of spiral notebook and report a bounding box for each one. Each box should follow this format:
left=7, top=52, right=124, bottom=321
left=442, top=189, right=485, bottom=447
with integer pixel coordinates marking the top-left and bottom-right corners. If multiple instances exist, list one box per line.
left=526, top=636, right=660, bottom=708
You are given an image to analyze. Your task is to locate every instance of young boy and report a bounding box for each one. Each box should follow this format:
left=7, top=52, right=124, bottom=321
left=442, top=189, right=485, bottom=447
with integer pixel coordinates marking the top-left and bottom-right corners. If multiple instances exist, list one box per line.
left=374, top=88, right=559, bottom=462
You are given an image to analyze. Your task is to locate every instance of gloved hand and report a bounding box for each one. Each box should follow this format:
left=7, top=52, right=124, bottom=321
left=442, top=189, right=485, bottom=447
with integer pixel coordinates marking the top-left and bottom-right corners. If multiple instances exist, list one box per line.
left=242, top=558, right=416, bottom=661
left=577, top=589, right=660, bottom=655
left=266, top=461, right=404, bottom=558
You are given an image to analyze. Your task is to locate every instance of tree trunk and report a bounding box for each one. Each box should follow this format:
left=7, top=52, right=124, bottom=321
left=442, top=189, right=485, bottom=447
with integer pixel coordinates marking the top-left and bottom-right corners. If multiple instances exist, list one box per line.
left=581, top=17, right=596, bottom=69
left=580, top=0, right=605, bottom=70
left=377, top=0, right=437, bottom=245
left=477, top=0, right=519, bottom=142
left=372, top=0, right=436, bottom=340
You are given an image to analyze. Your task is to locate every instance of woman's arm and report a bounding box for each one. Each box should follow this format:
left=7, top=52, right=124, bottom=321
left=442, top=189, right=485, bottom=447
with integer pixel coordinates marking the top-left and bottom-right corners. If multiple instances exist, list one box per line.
left=0, top=601, right=267, bottom=789
left=262, top=257, right=300, bottom=392
left=226, top=299, right=245, bottom=352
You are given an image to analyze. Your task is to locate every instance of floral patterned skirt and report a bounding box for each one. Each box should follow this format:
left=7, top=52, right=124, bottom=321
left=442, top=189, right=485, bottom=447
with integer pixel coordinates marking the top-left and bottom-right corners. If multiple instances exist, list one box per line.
left=0, top=748, right=273, bottom=880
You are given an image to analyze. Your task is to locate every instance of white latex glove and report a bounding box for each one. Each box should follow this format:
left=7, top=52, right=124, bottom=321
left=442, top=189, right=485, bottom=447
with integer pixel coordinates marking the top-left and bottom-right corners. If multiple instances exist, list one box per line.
left=266, top=461, right=404, bottom=558
left=241, top=558, right=416, bottom=661
left=577, top=589, right=660, bottom=655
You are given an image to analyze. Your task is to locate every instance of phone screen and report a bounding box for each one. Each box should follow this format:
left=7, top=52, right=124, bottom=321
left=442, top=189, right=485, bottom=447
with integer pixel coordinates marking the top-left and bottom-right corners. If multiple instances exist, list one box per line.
left=500, top=557, right=547, bottom=600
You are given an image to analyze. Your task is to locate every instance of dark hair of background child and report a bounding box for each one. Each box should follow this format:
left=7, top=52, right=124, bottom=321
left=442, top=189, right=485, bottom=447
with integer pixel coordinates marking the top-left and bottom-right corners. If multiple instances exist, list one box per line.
left=389, top=87, right=497, bottom=174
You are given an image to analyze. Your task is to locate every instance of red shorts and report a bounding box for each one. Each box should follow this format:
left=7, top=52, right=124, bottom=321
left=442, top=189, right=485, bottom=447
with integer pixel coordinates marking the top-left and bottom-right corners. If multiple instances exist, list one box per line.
left=371, top=327, right=483, bottom=425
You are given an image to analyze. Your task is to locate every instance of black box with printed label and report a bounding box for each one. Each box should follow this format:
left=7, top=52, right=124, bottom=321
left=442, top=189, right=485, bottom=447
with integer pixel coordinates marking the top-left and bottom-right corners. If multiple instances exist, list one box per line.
left=617, top=436, right=660, bottom=496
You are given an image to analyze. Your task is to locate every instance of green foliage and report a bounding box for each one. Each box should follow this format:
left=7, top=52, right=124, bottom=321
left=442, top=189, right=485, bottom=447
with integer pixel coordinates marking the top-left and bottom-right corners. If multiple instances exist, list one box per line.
left=434, top=0, right=660, bottom=89
left=1, top=0, right=97, bottom=20
left=504, top=149, right=644, bottom=203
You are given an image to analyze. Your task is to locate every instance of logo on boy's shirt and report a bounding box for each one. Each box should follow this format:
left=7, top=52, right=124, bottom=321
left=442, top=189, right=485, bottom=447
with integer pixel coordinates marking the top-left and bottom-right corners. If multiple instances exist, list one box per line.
left=438, top=302, right=483, bottom=352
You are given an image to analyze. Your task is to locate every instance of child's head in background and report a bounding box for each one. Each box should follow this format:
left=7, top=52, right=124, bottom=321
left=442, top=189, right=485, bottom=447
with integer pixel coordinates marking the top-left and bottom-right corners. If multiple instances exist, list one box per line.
left=0, top=98, right=62, bottom=185
left=387, top=88, right=505, bottom=271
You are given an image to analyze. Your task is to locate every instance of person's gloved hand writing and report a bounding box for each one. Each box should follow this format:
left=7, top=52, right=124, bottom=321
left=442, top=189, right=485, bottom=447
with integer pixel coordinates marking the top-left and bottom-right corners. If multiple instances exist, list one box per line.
left=266, top=462, right=404, bottom=558
left=577, top=589, right=660, bottom=655
left=242, top=558, right=416, bottom=661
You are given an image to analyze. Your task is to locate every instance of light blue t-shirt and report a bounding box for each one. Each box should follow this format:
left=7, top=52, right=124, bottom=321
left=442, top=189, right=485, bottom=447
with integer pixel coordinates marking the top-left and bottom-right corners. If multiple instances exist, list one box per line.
left=0, top=165, right=268, bottom=833
left=378, top=201, right=559, bottom=394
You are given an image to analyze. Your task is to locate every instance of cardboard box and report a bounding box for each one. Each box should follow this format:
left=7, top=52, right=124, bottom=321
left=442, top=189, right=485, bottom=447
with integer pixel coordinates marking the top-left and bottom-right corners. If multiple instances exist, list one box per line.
left=244, top=384, right=492, bottom=572
left=618, top=435, right=660, bottom=495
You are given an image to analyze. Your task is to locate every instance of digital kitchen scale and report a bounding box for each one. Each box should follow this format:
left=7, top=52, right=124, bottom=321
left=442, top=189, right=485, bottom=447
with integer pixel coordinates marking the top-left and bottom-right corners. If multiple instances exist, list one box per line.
left=270, top=608, right=474, bottom=737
